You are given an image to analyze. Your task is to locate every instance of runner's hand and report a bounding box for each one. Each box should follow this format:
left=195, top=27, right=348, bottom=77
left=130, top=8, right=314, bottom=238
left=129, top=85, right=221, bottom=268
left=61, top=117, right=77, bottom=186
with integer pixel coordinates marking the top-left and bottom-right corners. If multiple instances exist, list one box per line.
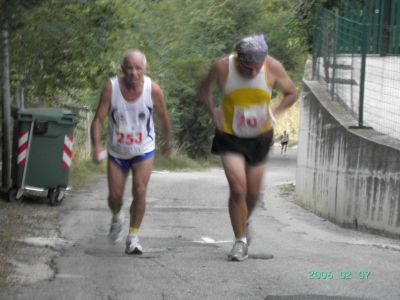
left=213, top=109, right=224, bottom=131
left=161, top=142, right=173, bottom=157
left=92, top=146, right=106, bottom=164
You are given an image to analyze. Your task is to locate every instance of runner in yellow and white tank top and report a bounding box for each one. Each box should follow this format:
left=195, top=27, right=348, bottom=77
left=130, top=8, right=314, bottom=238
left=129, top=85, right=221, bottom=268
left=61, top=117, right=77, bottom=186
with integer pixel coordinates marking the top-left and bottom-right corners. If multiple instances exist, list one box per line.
left=200, top=34, right=298, bottom=261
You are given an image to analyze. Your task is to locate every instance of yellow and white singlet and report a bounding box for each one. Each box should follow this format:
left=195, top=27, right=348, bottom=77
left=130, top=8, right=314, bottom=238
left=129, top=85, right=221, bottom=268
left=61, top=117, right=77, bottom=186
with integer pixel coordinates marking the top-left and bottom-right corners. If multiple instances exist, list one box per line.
left=222, top=54, right=274, bottom=137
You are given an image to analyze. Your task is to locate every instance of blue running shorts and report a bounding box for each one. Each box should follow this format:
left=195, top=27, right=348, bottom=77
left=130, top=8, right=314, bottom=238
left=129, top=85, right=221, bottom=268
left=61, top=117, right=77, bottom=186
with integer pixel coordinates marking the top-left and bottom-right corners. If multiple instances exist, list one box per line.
left=108, top=150, right=155, bottom=172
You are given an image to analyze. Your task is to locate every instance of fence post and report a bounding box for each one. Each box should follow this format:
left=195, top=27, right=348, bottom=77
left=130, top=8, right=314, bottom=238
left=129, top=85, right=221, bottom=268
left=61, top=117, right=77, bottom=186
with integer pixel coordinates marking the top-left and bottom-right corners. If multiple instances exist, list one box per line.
left=358, top=22, right=369, bottom=128
left=84, top=106, right=91, bottom=156
left=15, top=87, right=25, bottom=109
left=331, top=11, right=338, bottom=100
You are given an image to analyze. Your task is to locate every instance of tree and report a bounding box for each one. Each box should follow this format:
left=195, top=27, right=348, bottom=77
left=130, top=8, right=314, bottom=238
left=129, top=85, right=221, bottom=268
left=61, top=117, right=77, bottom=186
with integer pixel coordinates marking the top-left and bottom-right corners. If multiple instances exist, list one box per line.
left=9, top=0, right=125, bottom=106
left=288, top=0, right=343, bottom=52
left=1, top=0, right=12, bottom=189
left=1, top=0, right=44, bottom=189
left=2, top=0, right=309, bottom=160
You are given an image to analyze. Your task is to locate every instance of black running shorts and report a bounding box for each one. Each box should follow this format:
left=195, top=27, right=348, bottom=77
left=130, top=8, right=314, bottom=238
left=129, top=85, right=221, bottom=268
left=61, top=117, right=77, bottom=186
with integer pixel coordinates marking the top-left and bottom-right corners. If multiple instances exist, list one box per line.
left=211, top=130, right=274, bottom=165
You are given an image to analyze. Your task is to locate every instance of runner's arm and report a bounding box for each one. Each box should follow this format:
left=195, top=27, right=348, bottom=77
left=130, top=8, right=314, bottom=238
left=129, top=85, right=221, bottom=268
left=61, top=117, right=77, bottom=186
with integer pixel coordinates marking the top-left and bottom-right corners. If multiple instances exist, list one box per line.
left=269, top=58, right=298, bottom=116
left=91, top=80, right=111, bottom=162
left=199, top=60, right=226, bottom=130
left=151, top=82, right=173, bottom=154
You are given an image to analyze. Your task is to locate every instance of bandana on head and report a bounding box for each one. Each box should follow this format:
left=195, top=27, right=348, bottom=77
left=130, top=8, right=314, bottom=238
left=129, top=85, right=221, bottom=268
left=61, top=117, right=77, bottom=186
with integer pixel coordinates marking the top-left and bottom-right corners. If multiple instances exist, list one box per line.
left=235, top=34, right=268, bottom=65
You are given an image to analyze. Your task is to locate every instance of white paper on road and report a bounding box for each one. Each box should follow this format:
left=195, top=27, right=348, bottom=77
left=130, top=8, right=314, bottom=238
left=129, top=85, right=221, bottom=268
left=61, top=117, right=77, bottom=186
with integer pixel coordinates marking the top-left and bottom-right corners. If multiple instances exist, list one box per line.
left=192, top=236, right=232, bottom=244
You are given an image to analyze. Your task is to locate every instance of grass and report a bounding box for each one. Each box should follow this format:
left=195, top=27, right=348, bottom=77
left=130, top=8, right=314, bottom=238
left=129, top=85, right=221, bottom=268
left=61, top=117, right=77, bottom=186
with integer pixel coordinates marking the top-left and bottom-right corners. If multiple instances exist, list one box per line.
left=68, top=150, right=222, bottom=189
left=278, top=182, right=296, bottom=198
left=154, top=151, right=221, bottom=171
left=69, top=157, right=106, bottom=189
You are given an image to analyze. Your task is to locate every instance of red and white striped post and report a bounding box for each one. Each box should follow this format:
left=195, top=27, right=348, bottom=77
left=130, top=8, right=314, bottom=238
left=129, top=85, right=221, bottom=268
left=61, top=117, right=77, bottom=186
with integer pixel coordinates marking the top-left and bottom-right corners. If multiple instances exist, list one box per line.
left=17, top=131, right=29, bottom=166
left=62, top=134, right=74, bottom=169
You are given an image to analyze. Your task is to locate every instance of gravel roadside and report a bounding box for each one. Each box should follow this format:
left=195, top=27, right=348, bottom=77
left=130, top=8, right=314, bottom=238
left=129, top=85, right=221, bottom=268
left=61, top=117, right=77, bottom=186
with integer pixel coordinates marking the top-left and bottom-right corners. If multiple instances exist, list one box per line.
left=0, top=194, right=61, bottom=287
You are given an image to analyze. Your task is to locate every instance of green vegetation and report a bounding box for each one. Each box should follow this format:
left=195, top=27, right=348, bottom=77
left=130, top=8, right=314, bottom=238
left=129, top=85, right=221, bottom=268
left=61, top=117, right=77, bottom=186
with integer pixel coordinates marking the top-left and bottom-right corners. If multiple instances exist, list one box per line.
left=2, top=0, right=313, bottom=169
left=153, top=151, right=221, bottom=171
left=69, top=151, right=221, bottom=190
left=69, top=158, right=106, bottom=189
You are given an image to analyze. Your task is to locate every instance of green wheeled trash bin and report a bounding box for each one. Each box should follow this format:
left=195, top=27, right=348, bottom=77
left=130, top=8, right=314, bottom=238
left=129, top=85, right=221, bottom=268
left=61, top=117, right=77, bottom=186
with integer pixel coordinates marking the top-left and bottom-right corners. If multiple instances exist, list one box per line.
left=9, top=108, right=79, bottom=205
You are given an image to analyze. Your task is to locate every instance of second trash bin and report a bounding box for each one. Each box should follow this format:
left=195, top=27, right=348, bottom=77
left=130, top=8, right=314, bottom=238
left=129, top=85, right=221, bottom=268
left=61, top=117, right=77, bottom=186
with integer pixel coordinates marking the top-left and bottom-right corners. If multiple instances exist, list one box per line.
left=10, top=107, right=79, bottom=205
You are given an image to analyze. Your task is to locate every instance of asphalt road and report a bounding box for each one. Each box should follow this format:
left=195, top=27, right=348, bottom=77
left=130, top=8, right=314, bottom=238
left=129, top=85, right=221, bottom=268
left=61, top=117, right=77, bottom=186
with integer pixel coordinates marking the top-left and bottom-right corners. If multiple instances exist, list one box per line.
left=1, top=146, right=400, bottom=300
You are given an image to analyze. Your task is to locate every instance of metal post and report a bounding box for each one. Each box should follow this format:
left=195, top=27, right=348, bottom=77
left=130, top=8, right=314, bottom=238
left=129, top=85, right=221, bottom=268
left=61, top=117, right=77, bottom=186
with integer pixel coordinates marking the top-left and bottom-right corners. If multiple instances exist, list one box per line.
left=331, top=11, right=338, bottom=100
left=358, top=23, right=369, bottom=128
left=17, top=121, right=34, bottom=199
left=84, top=106, right=91, bottom=156
left=15, top=87, right=25, bottom=109
left=20, top=87, right=24, bottom=109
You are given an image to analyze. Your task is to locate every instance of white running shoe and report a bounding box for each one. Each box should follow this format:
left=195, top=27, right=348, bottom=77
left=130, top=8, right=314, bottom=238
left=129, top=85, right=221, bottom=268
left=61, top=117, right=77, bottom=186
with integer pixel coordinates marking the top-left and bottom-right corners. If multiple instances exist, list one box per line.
left=228, top=241, right=248, bottom=261
left=108, top=213, right=124, bottom=244
left=125, top=234, right=143, bottom=255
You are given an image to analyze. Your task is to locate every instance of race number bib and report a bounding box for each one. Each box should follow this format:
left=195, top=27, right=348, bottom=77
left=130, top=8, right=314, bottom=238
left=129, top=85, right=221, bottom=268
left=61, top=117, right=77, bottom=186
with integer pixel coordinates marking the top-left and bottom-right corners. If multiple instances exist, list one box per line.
left=232, top=103, right=267, bottom=137
left=112, top=126, right=144, bottom=155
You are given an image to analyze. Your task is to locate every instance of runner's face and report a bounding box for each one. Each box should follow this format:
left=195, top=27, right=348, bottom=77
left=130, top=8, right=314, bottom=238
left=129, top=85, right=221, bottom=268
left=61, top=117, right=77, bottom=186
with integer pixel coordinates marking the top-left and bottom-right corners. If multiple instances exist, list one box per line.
left=122, top=54, right=146, bottom=86
left=236, top=59, right=263, bottom=78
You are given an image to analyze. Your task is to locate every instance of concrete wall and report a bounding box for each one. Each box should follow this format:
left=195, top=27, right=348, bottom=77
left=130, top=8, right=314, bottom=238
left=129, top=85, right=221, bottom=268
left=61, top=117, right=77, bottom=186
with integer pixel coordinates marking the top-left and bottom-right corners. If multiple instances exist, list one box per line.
left=296, top=72, right=400, bottom=237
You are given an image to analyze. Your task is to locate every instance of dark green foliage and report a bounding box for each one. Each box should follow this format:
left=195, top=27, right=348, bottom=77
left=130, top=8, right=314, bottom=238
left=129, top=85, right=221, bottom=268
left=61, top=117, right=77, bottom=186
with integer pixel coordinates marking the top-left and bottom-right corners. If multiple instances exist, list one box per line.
left=168, top=57, right=214, bottom=158
left=2, top=0, right=307, bottom=158
left=8, top=0, right=123, bottom=106
left=174, top=85, right=214, bottom=158
left=288, top=0, right=344, bottom=52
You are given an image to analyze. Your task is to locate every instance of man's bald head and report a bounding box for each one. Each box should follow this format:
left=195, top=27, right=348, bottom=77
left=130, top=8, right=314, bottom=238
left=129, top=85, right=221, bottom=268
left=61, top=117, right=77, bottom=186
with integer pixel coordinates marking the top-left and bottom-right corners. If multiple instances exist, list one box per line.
left=121, top=49, right=147, bottom=69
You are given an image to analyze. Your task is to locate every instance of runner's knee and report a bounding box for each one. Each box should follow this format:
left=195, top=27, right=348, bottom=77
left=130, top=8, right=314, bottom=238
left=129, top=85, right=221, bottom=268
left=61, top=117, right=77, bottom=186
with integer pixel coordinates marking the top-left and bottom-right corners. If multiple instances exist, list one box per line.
left=108, top=195, right=123, bottom=204
left=246, top=193, right=259, bottom=204
left=133, top=182, right=148, bottom=198
left=229, top=185, right=247, bottom=201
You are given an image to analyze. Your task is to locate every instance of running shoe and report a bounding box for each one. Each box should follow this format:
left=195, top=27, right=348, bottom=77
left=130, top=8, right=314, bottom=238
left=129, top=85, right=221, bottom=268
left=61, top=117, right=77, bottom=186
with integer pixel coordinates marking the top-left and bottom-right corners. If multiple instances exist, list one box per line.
left=108, top=213, right=124, bottom=244
left=228, top=241, right=248, bottom=261
left=125, top=234, right=143, bottom=255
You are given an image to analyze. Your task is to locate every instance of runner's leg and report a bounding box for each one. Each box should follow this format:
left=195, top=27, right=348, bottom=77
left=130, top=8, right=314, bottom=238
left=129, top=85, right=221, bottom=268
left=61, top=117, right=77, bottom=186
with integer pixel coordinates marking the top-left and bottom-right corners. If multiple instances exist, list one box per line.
left=107, top=159, right=128, bottom=215
left=107, top=159, right=128, bottom=243
left=245, top=162, right=267, bottom=217
left=129, top=155, right=154, bottom=230
left=221, top=153, right=247, bottom=239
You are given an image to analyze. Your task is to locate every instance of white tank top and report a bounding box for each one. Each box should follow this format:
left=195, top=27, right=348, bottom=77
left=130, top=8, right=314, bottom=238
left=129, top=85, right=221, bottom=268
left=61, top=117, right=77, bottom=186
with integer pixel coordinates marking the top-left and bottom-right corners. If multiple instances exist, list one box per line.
left=107, top=76, right=155, bottom=159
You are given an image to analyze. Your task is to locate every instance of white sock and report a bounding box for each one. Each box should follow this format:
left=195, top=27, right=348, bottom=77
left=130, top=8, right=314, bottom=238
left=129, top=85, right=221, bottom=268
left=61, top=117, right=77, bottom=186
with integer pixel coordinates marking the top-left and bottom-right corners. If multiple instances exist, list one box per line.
left=236, top=237, right=247, bottom=244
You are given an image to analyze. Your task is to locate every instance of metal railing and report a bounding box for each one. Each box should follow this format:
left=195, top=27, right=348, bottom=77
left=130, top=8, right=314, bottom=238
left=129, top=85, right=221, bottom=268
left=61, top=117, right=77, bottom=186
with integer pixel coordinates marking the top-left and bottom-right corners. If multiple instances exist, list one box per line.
left=312, top=8, right=400, bottom=140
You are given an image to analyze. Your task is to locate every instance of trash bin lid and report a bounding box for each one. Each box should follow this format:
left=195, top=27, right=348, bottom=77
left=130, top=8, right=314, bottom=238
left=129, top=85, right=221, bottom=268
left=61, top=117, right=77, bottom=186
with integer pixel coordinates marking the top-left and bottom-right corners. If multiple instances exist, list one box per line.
left=17, top=108, right=79, bottom=124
